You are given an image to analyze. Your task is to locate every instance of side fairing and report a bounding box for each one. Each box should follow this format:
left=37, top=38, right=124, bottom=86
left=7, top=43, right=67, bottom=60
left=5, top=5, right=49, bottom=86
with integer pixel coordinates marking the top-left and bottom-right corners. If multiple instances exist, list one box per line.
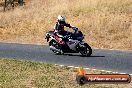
left=67, top=39, right=80, bottom=51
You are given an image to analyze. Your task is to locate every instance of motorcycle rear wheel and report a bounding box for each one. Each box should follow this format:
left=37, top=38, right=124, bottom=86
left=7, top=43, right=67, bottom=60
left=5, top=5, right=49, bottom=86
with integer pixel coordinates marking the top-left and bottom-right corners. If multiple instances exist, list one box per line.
left=52, top=50, right=62, bottom=55
left=50, top=41, right=63, bottom=55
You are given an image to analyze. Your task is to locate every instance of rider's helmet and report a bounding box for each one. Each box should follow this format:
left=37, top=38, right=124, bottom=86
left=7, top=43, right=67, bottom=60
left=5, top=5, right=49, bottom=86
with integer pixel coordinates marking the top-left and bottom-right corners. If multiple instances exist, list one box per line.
left=57, top=15, right=65, bottom=24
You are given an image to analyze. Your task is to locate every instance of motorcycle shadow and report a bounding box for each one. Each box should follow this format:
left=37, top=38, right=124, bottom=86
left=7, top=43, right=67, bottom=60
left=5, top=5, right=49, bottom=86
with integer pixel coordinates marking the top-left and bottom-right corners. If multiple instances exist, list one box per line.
left=62, top=54, right=105, bottom=57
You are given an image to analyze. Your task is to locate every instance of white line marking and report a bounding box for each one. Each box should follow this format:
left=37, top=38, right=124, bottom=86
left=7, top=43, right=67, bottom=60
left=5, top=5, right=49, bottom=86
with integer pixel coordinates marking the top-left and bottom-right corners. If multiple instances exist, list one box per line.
left=101, top=70, right=105, bottom=71
left=106, top=71, right=112, bottom=73
left=57, top=64, right=131, bottom=75
left=92, top=69, right=97, bottom=70
left=68, top=66, right=74, bottom=68
left=85, top=68, right=90, bottom=70
left=74, top=67, right=79, bottom=68
left=60, top=65, right=64, bottom=67
left=113, top=72, right=119, bottom=73
left=120, top=73, right=127, bottom=74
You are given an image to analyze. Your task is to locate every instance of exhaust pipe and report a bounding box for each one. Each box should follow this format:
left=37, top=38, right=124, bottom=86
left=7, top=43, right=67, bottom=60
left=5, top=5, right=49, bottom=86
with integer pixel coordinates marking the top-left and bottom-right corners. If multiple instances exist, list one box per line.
left=50, top=46, right=61, bottom=53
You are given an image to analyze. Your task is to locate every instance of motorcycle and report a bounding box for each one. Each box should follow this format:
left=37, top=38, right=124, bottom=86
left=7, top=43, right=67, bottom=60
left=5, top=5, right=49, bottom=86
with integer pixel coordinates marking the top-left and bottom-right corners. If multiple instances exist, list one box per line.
left=45, top=28, right=92, bottom=56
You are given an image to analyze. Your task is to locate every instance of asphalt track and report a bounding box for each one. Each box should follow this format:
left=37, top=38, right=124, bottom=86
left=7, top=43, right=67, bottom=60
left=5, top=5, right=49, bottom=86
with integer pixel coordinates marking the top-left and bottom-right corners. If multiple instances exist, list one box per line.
left=0, top=42, right=132, bottom=74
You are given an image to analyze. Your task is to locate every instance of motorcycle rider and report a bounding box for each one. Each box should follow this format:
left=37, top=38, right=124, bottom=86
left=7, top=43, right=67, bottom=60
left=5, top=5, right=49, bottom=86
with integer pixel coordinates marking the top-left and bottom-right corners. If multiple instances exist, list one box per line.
left=53, top=15, right=77, bottom=40
left=53, top=15, right=78, bottom=52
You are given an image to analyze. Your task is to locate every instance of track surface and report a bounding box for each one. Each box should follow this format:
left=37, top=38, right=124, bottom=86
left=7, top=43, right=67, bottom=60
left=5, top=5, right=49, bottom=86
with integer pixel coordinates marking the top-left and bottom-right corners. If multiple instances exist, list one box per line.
left=0, top=42, right=132, bottom=74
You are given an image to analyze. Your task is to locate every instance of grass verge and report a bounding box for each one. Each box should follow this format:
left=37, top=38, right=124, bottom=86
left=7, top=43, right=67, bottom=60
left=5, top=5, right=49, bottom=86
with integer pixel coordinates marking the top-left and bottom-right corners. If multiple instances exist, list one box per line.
left=0, top=58, right=131, bottom=88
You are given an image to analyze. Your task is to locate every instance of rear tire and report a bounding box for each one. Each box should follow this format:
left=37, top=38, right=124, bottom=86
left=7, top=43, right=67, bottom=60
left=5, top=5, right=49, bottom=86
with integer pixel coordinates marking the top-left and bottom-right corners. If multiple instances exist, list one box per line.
left=80, top=43, right=92, bottom=57
left=52, top=50, right=62, bottom=55
left=49, top=40, right=63, bottom=55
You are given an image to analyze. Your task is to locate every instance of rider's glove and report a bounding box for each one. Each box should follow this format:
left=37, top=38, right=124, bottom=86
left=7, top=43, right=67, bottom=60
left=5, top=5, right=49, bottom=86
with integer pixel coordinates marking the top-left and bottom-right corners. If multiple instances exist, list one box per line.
left=72, top=27, right=78, bottom=31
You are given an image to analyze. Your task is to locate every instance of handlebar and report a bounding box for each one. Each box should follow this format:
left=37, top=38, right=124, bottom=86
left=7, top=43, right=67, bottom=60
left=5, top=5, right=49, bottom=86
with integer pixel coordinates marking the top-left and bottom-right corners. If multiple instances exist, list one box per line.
left=72, top=27, right=78, bottom=31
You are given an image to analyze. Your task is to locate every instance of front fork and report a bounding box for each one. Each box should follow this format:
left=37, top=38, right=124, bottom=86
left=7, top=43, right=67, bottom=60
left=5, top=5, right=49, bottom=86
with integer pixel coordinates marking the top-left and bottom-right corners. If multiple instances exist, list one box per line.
left=76, top=41, right=86, bottom=51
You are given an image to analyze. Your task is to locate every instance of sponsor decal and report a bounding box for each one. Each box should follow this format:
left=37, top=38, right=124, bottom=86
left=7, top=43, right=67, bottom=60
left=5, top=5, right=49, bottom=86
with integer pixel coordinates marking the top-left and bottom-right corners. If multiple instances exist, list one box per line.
left=76, top=67, right=131, bottom=85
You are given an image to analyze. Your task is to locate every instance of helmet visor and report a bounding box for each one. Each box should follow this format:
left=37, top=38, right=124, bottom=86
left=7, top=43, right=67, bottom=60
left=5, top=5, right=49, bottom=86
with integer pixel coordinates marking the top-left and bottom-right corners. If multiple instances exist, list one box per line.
left=59, top=21, right=65, bottom=24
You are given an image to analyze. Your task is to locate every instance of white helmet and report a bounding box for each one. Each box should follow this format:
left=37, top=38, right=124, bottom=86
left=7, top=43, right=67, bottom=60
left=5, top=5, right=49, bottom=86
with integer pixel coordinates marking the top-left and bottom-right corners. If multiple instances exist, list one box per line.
left=57, top=15, right=65, bottom=22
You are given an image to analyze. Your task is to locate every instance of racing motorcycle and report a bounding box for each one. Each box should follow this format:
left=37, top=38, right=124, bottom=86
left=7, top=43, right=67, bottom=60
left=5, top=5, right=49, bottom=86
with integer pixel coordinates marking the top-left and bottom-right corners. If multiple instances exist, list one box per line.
left=45, top=28, right=92, bottom=56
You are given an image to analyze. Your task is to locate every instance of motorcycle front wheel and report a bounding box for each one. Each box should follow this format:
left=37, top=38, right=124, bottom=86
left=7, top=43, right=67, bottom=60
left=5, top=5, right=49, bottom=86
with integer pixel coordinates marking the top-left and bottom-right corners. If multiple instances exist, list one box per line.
left=79, top=43, right=92, bottom=57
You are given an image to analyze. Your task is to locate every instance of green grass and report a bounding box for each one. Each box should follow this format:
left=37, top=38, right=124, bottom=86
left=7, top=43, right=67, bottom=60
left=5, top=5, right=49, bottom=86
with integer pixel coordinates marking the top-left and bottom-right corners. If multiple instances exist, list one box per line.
left=0, top=58, right=131, bottom=88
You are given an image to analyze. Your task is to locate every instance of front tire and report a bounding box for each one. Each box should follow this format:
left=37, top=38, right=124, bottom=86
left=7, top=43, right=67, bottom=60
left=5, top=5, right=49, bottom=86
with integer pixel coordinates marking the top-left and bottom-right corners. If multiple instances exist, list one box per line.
left=79, top=43, right=92, bottom=57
